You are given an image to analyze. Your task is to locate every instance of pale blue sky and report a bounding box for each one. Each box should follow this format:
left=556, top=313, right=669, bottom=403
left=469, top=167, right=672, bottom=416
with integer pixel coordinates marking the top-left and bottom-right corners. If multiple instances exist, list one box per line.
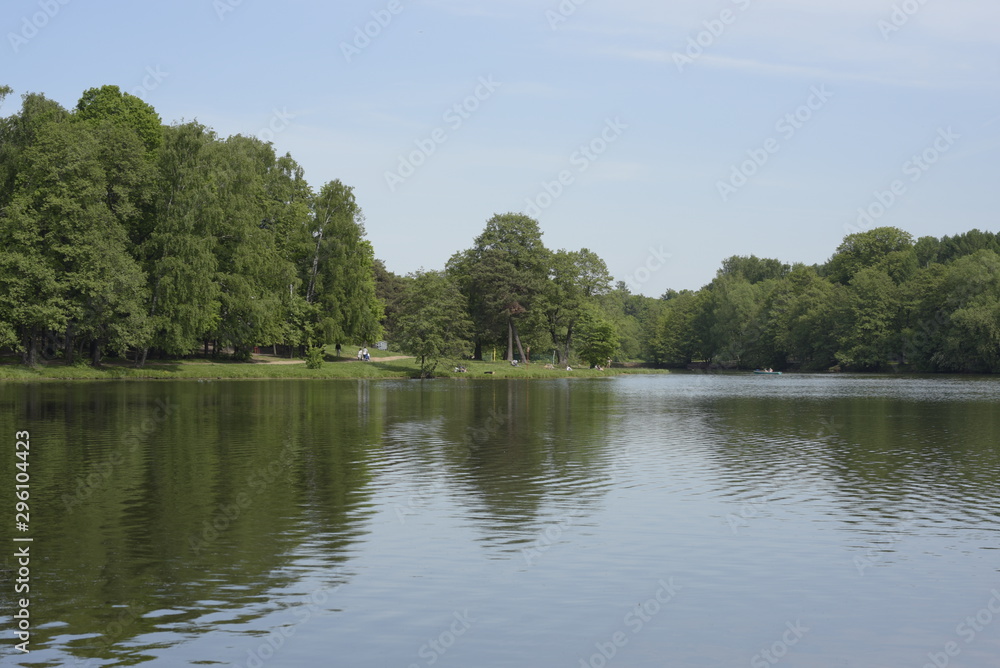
left=3, top=0, right=998, bottom=294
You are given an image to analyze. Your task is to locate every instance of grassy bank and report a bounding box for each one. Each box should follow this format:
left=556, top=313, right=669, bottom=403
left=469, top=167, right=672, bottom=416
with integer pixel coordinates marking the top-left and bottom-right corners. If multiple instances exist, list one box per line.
left=0, top=354, right=667, bottom=382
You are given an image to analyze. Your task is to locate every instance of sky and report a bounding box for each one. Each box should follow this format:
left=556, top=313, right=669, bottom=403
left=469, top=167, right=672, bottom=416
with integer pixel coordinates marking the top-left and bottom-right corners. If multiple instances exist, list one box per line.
left=3, top=0, right=998, bottom=295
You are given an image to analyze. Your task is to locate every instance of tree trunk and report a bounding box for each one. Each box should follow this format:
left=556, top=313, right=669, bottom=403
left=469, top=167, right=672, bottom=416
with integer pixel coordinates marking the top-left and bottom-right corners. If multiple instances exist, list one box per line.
left=563, top=322, right=574, bottom=366
left=135, top=347, right=149, bottom=369
left=64, top=323, right=76, bottom=365
left=22, top=328, right=39, bottom=367
left=90, top=339, right=103, bottom=367
left=512, top=320, right=528, bottom=364
left=306, top=229, right=324, bottom=303
left=507, top=318, right=514, bottom=361
left=473, top=337, right=482, bottom=361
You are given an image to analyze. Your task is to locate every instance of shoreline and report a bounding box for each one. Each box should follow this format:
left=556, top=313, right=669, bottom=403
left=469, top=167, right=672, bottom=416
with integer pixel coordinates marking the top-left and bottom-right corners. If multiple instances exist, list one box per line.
left=0, top=356, right=668, bottom=382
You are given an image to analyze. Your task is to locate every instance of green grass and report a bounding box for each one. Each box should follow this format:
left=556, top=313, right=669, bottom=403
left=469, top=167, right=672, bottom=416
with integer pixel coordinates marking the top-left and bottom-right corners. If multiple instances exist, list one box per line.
left=0, top=353, right=667, bottom=382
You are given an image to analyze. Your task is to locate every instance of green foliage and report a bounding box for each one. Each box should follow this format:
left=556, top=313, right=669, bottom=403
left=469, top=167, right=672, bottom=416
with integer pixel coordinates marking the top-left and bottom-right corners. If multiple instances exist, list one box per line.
left=542, top=248, right=612, bottom=364
left=3, top=83, right=1000, bottom=376
left=75, top=85, right=163, bottom=154
left=305, top=346, right=325, bottom=369
left=0, top=84, right=384, bottom=368
left=574, top=307, right=620, bottom=367
left=396, top=270, right=473, bottom=376
left=373, top=259, right=409, bottom=343
left=309, top=180, right=384, bottom=346
left=825, top=226, right=915, bottom=284
left=717, top=255, right=790, bottom=284
left=650, top=290, right=700, bottom=366
left=447, top=213, right=549, bottom=360
left=836, top=268, right=899, bottom=370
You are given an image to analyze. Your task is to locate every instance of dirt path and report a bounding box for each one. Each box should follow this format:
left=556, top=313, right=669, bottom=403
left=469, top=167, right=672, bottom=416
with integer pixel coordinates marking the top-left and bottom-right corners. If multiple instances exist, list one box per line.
left=249, top=354, right=415, bottom=365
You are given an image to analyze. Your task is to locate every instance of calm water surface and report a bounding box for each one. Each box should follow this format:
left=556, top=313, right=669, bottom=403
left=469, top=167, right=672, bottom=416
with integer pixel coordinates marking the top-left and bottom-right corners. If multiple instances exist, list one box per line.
left=1, top=374, right=999, bottom=667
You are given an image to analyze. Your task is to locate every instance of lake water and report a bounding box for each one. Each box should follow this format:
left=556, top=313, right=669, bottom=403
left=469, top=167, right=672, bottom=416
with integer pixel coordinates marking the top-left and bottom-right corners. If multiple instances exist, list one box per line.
left=1, top=374, right=999, bottom=667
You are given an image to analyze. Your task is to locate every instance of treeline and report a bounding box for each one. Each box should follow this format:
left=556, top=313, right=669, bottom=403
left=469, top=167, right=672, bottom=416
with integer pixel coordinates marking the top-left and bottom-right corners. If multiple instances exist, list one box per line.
left=4, top=85, right=996, bottom=374
left=378, top=222, right=1000, bottom=374
left=645, top=227, right=1000, bottom=372
left=376, top=213, right=623, bottom=372
left=0, top=85, right=382, bottom=366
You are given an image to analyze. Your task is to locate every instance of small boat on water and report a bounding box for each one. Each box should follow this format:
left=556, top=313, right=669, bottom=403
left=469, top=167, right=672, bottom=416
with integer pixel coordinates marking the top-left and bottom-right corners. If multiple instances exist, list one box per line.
left=752, top=370, right=782, bottom=375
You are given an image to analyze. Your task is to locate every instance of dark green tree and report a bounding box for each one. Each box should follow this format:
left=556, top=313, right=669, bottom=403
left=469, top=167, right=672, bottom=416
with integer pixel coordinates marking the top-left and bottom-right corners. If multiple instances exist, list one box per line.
left=396, top=270, right=472, bottom=376
left=448, top=213, right=549, bottom=361
left=574, top=307, right=620, bottom=367
left=825, top=227, right=915, bottom=284
left=309, top=180, right=384, bottom=347
left=542, top=248, right=612, bottom=364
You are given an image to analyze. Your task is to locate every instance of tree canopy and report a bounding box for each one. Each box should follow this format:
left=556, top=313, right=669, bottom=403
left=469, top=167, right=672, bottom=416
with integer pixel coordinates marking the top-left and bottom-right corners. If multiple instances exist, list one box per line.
left=0, top=85, right=383, bottom=366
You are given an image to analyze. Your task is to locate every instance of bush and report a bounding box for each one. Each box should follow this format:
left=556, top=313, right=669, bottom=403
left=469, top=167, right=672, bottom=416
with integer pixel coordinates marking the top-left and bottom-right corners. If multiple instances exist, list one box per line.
left=305, top=346, right=325, bottom=369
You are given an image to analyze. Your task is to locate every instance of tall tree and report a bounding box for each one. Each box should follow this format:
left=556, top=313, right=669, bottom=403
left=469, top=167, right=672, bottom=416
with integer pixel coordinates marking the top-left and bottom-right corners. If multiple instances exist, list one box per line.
left=825, top=227, right=915, bottom=284
left=542, top=248, right=612, bottom=364
left=309, top=180, right=384, bottom=347
left=448, top=213, right=549, bottom=361
left=574, top=306, right=620, bottom=368
left=1, top=118, right=150, bottom=365
left=836, top=268, right=899, bottom=370
left=135, top=122, right=222, bottom=365
left=75, top=85, right=163, bottom=154
left=395, top=270, right=472, bottom=375
left=204, top=135, right=295, bottom=359
left=373, top=259, right=409, bottom=344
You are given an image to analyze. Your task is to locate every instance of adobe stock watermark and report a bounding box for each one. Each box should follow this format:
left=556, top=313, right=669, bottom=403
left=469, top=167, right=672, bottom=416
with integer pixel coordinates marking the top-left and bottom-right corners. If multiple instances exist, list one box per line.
left=340, top=0, right=403, bottom=63
left=622, top=246, right=672, bottom=294
left=717, top=84, right=833, bottom=202
left=256, top=108, right=295, bottom=144
left=578, top=578, right=682, bottom=668
left=750, top=620, right=810, bottom=667
left=523, top=117, right=628, bottom=217
left=394, top=479, right=446, bottom=524
left=188, top=440, right=297, bottom=555
left=546, top=0, right=587, bottom=30
left=522, top=513, right=579, bottom=566
left=8, top=0, right=72, bottom=54
left=407, top=610, right=476, bottom=668
left=726, top=486, right=782, bottom=535
left=844, top=127, right=959, bottom=235
left=878, top=0, right=931, bottom=40
left=920, top=587, right=1000, bottom=668
left=213, top=0, right=246, bottom=21
left=130, top=66, right=169, bottom=99
left=384, top=75, right=502, bottom=192
left=853, top=516, right=915, bottom=576
left=674, top=0, right=752, bottom=73
left=62, top=399, right=179, bottom=512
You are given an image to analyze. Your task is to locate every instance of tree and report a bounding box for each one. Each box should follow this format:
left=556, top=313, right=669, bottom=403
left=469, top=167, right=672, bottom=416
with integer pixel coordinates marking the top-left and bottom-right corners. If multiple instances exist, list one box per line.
left=309, top=180, right=384, bottom=347
left=769, top=266, right=847, bottom=370
left=836, top=268, right=899, bottom=370
left=75, top=85, right=163, bottom=154
left=574, top=307, right=620, bottom=367
left=930, top=250, right=1000, bottom=372
left=542, top=248, right=612, bottom=364
left=650, top=290, right=700, bottom=366
left=702, top=275, right=772, bottom=368
left=396, top=270, right=472, bottom=376
left=0, top=116, right=150, bottom=365
left=448, top=213, right=549, bottom=361
left=825, top=227, right=915, bottom=284
left=717, top=255, right=790, bottom=284
left=202, top=135, right=296, bottom=359
left=136, top=122, right=223, bottom=364
left=373, top=259, right=409, bottom=344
